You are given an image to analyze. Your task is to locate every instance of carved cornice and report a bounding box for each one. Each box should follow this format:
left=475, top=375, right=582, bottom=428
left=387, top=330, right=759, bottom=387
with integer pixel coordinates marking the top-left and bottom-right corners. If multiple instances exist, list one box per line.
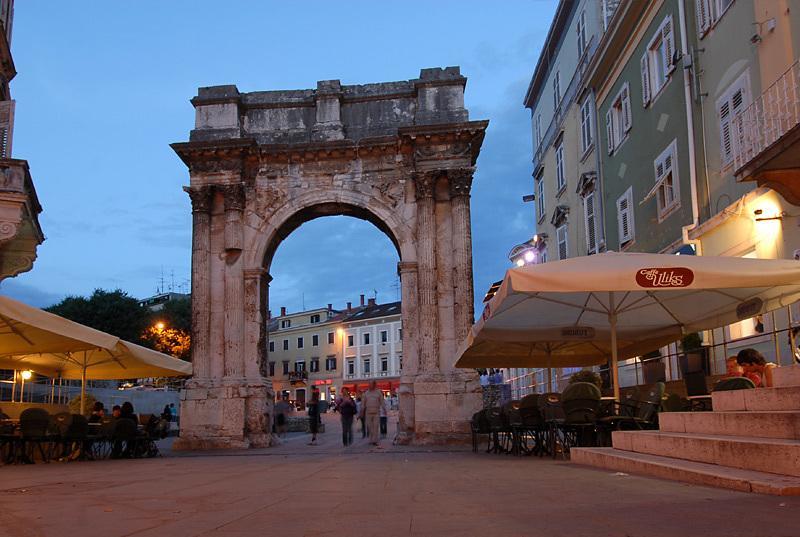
left=184, top=185, right=214, bottom=213
left=222, top=183, right=246, bottom=212
left=447, top=167, right=474, bottom=198
left=397, top=261, right=418, bottom=275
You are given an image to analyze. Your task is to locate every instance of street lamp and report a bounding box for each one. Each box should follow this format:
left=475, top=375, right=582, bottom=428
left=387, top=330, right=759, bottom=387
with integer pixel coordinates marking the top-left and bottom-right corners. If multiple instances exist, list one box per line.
left=155, top=322, right=165, bottom=331
left=19, top=369, right=32, bottom=402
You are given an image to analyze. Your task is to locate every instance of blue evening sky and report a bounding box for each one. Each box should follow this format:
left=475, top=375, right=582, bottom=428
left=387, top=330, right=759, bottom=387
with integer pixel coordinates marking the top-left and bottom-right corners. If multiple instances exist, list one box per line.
left=0, top=1, right=556, bottom=314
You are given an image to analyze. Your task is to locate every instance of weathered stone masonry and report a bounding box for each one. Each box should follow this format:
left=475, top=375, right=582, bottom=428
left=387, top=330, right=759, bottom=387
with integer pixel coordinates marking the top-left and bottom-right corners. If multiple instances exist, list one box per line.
left=172, top=67, right=488, bottom=448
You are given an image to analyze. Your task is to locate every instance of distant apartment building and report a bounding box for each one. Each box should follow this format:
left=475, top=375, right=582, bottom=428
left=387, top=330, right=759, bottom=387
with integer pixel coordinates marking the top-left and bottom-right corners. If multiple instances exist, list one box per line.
left=341, top=300, right=402, bottom=394
left=267, top=296, right=403, bottom=406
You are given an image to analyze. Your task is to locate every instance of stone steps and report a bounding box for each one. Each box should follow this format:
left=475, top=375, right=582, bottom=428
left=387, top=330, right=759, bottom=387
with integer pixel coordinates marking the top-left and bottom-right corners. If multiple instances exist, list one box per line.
left=612, top=430, right=800, bottom=477
left=712, top=385, right=800, bottom=411
left=659, top=410, right=800, bottom=440
left=571, top=447, right=800, bottom=495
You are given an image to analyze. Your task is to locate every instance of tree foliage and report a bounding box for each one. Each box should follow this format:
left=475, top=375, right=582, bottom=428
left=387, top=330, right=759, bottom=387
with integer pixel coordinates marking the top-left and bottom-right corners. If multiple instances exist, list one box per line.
left=46, top=289, right=150, bottom=343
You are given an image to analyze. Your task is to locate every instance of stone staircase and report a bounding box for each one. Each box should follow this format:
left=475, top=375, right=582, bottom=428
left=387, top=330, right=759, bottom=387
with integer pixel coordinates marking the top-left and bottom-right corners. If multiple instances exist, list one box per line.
left=571, top=367, right=800, bottom=495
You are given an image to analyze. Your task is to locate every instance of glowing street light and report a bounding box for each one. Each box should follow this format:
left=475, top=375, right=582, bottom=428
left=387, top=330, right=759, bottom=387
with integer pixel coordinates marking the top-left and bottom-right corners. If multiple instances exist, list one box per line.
left=155, top=322, right=165, bottom=331
left=20, top=370, right=32, bottom=380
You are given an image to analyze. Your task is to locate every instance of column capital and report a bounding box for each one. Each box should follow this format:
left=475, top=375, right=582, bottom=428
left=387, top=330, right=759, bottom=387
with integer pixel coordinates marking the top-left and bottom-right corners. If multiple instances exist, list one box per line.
left=244, top=268, right=271, bottom=282
left=397, top=261, right=418, bottom=275
left=447, top=167, right=474, bottom=198
left=412, top=171, right=437, bottom=200
left=184, top=185, right=214, bottom=213
left=221, top=182, right=246, bottom=212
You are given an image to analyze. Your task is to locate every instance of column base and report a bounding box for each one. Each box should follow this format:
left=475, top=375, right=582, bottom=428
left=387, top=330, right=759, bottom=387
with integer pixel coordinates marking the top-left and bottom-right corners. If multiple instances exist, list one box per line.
left=398, top=370, right=481, bottom=445
left=175, top=378, right=274, bottom=450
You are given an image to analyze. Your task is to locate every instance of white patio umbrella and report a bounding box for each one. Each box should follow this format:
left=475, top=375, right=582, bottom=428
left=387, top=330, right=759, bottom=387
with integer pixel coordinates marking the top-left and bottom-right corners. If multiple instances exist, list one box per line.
left=456, top=252, right=800, bottom=399
left=0, top=295, right=192, bottom=412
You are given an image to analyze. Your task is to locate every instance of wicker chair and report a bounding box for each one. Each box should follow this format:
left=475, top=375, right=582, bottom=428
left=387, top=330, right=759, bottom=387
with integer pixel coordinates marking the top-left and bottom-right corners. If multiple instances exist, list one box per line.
left=558, top=382, right=601, bottom=456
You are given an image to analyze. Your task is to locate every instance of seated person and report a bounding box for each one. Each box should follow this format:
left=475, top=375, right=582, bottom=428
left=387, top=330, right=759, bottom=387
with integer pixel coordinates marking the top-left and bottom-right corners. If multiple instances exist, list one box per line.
left=736, top=348, right=777, bottom=388
left=120, top=401, right=138, bottom=424
left=111, top=405, right=122, bottom=418
left=88, top=401, right=105, bottom=423
left=725, top=356, right=744, bottom=378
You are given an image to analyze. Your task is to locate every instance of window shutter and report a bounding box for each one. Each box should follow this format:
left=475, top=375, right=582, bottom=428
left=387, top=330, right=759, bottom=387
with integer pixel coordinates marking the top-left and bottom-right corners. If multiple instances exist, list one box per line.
left=557, top=225, right=568, bottom=260
left=621, top=84, right=632, bottom=132
left=696, top=0, right=712, bottom=36
left=585, top=192, right=597, bottom=254
left=640, top=54, right=651, bottom=106
left=606, top=109, right=614, bottom=154
left=617, top=188, right=633, bottom=244
left=0, top=100, right=15, bottom=158
left=662, top=16, right=676, bottom=76
left=719, top=100, right=732, bottom=163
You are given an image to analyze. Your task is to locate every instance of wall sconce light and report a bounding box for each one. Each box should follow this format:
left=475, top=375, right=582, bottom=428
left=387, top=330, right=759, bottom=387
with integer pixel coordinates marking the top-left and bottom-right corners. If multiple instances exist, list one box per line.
left=754, top=208, right=786, bottom=222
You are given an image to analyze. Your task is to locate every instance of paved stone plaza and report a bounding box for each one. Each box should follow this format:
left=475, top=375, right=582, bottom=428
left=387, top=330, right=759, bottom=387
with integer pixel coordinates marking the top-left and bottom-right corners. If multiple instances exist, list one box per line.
left=2, top=414, right=799, bottom=537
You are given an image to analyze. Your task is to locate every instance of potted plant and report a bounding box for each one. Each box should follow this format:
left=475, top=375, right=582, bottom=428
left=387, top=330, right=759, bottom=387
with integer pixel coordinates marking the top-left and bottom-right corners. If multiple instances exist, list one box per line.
left=568, top=369, right=603, bottom=391
left=680, top=332, right=709, bottom=375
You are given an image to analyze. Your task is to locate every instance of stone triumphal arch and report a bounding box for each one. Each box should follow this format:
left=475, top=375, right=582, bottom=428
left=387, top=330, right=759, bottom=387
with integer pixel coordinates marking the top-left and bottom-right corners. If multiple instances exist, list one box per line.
left=171, top=67, right=488, bottom=449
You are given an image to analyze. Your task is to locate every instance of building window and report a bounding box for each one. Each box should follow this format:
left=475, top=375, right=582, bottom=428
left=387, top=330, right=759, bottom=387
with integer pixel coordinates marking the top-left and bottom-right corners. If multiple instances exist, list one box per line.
left=381, top=356, right=388, bottom=373
left=310, top=314, right=321, bottom=324
left=617, top=186, right=635, bottom=246
left=326, top=356, right=337, bottom=371
left=576, top=9, right=587, bottom=57
left=268, top=361, right=275, bottom=376
left=584, top=191, right=598, bottom=254
left=398, top=355, right=403, bottom=371
left=641, top=15, right=675, bottom=106
left=648, top=140, right=680, bottom=221
left=380, top=330, right=388, bottom=343
left=295, top=361, right=305, bottom=373
left=717, top=72, right=749, bottom=166
left=555, top=137, right=565, bottom=192
left=327, top=331, right=334, bottom=344
left=556, top=224, right=568, bottom=260
left=364, top=359, right=371, bottom=375
left=312, top=334, right=319, bottom=347
left=605, top=82, right=632, bottom=154
left=280, top=319, right=291, bottom=329
left=347, top=335, right=354, bottom=347
left=553, top=71, right=561, bottom=110
left=297, top=337, right=304, bottom=349
left=347, top=360, right=355, bottom=376
left=283, top=339, right=289, bottom=351
left=282, top=361, right=289, bottom=375
left=696, top=0, right=734, bottom=37
left=363, top=333, right=370, bottom=345
left=602, top=0, right=620, bottom=31
left=398, top=328, right=402, bottom=341
left=269, top=341, right=274, bottom=353
left=310, top=359, right=320, bottom=373
left=534, top=113, right=542, bottom=149
left=536, top=174, right=546, bottom=223
left=580, top=98, right=593, bottom=154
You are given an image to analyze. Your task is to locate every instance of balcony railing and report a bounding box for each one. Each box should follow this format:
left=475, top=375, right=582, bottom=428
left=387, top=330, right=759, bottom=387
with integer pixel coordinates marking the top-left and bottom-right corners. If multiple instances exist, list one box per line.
left=733, top=61, right=800, bottom=173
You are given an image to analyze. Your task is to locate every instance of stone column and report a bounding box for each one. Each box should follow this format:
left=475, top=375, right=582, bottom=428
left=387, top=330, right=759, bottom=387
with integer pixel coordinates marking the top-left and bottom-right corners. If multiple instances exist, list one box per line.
left=243, top=268, right=270, bottom=380
left=222, top=183, right=245, bottom=380
left=397, top=261, right=419, bottom=440
left=448, top=167, right=475, bottom=345
left=185, top=185, right=213, bottom=381
left=413, top=171, right=439, bottom=374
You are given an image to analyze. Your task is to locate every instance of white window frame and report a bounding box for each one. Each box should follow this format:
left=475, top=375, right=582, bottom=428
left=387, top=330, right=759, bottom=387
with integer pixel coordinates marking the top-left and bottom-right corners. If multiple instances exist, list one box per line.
left=717, top=71, right=750, bottom=167
left=555, top=139, right=566, bottom=192
left=534, top=113, right=542, bottom=148
left=641, top=15, right=676, bottom=107
left=617, top=186, right=635, bottom=246
left=584, top=190, right=598, bottom=255
left=605, top=82, right=632, bottom=154
left=556, top=224, right=568, bottom=260
left=696, top=0, right=713, bottom=36
left=536, top=174, right=546, bottom=224
left=580, top=98, right=593, bottom=154
left=644, top=139, right=681, bottom=221
left=553, top=70, right=561, bottom=110
left=576, top=10, right=587, bottom=57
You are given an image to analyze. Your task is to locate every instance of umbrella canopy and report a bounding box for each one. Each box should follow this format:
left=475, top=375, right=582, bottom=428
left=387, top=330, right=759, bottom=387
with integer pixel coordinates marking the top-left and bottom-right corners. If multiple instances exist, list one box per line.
left=456, top=252, right=800, bottom=398
left=0, top=295, right=119, bottom=355
left=0, top=295, right=192, bottom=411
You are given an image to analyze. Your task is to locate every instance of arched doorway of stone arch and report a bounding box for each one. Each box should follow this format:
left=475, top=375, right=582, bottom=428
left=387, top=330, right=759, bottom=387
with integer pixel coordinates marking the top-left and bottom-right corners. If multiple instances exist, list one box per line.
left=265, top=212, right=402, bottom=447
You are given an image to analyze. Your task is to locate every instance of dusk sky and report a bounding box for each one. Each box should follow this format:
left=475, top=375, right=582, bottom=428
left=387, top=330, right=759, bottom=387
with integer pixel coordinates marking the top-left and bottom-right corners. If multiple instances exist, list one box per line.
left=0, top=1, right=556, bottom=313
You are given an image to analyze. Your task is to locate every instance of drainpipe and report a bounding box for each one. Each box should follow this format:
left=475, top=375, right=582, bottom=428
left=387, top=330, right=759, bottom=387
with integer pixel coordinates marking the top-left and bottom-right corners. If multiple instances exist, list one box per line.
left=678, top=0, right=702, bottom=255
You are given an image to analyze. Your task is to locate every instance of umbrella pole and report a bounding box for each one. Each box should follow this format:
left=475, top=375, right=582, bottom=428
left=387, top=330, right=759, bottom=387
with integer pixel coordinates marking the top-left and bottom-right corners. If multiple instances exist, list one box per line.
left=547, top=350, right=553, bottom=392
left=609, top=292, right=620, bottom=401
left=80, top=365, right=87, bottom=415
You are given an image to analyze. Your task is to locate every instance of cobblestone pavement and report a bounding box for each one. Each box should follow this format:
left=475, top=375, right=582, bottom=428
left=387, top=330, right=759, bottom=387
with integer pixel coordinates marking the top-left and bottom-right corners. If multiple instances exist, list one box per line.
left=1, top=413, right=799, bottom=537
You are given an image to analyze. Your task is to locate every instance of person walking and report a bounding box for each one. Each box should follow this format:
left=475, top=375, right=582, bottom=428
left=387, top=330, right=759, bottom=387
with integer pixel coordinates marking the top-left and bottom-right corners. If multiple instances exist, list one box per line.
left=339, top=388, right=357, bottom=446
left=361, top=381, right=385, bottom=446
left=356, top=396, right=366, bottom=438
left=379, top=398, right=388, bottom=439
left=274, top=394, right=291, bottom=437
left=307, top=390, right=320, bottom=445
